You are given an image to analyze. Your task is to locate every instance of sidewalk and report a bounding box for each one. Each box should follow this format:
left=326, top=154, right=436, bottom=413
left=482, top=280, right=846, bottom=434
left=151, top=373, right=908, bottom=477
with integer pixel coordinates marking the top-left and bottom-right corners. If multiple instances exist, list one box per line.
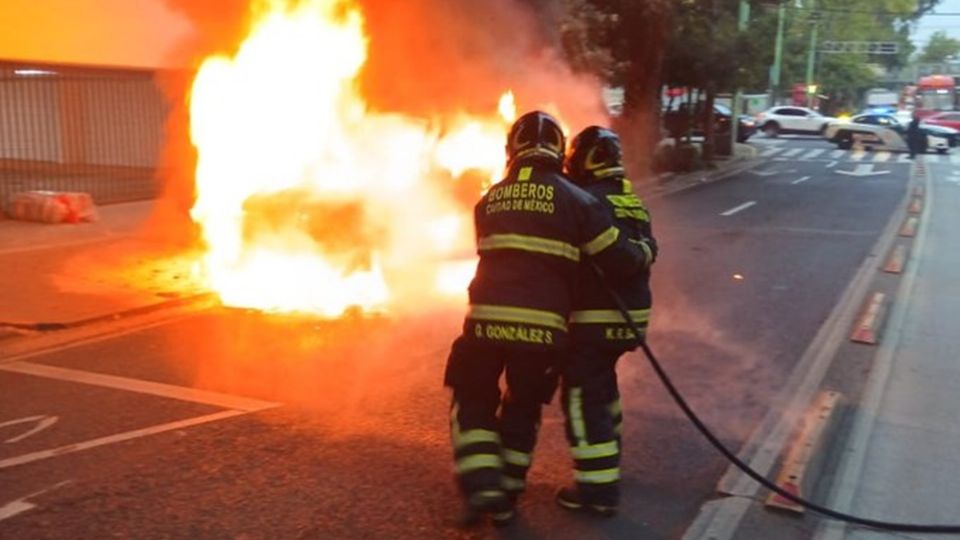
left=0, top=200, right=206, bottom=329
left=816, top=162, right=960, bottom=539
left=640, top=142, right=759, bottom=199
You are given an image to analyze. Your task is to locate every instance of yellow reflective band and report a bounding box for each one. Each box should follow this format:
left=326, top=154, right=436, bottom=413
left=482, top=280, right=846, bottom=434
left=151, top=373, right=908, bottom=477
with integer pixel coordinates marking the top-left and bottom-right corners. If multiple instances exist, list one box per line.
left=569, top=387, right=587, bottom=444
left=501, top=476, right=526, bottom=491
left=502, top=448, right=532, bottom=467
left=592, top=166, right=624, bottom=178
left=574, top=468, right=620, bottom=484
left=478, top=234, right=580, bottom=262
left=455, top=429, right=500, bottom=448
left=582, top=226, right=620, bottom=256
left=456, top=454, right=503, bottom=473
left=606, top=193, right=646, bottom=209
left=614, top=421, right=623, bottom=436
left=608, top=399, right=622, bottom=417
left=571, top=441, right=619, bottom=460
left=468, top=304, right=567, bottom=331
left=622, top=179, right=633, bottom=194
left=518, top=166, right=533, bottom=181
left=570, top=309, right=651, bottom=324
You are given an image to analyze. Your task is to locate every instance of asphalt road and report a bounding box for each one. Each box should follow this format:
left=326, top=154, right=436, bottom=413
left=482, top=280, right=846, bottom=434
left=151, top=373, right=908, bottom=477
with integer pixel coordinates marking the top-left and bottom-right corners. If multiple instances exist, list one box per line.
left=0, top=135, right=920, bottom=539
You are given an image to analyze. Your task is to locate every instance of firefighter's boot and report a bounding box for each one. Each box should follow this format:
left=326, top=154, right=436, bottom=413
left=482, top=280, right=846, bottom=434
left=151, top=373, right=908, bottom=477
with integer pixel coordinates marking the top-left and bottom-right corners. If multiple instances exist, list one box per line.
left=555, top=486, right=618, bottom=517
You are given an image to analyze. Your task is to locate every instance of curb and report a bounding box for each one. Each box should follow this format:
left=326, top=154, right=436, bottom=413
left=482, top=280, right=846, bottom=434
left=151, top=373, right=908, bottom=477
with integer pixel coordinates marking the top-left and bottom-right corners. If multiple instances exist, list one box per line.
left=640, top=153, right=762, bottom=200
left=765, top=390, right=843, bottom=514
left=849, top=292, right=888, bottom=345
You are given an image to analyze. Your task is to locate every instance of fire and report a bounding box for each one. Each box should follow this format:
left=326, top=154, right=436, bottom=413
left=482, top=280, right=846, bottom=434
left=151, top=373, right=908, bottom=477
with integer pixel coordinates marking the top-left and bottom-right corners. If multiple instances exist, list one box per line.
left=189, top=0, right=518, bottom=316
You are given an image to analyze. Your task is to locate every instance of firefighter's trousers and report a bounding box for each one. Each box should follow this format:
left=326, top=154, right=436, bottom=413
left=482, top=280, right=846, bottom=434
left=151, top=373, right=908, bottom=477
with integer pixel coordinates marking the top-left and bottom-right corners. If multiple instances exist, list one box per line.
left=444, top=337, right=557, bottom=499
left=560, top=345, right=625, bottom=506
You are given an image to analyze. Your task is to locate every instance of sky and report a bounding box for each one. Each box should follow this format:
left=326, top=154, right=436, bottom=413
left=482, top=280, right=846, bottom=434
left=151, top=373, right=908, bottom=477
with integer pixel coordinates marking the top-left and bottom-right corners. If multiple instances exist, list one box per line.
left=912, top=0, right=960, bottom=48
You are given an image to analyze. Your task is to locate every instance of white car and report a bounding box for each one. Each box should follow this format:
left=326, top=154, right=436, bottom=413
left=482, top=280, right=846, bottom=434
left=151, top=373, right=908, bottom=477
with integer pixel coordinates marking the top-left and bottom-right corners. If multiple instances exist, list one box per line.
left=823, top=113, right=958, bottom=153
left=755, top=106, right=837, bottom=137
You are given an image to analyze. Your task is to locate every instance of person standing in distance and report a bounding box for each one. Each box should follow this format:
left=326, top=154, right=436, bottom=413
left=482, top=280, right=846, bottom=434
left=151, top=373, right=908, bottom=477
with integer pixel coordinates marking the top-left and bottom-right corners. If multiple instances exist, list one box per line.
left=556, top=126, right=657, bottom=516
left=444, top=111, right=651, bottom=526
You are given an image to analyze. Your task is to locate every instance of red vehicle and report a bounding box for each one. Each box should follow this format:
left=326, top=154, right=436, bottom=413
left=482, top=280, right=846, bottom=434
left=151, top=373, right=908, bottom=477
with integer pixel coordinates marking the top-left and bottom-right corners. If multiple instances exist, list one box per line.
left=915, top=75, right=957, bottom=118
left=922, top=111, right=960, bottom=131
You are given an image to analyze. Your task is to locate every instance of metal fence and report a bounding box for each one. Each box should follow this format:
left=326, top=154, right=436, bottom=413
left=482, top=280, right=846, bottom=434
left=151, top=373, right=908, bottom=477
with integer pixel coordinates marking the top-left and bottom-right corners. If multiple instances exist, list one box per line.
left=0, top=60, right=170, bottom=210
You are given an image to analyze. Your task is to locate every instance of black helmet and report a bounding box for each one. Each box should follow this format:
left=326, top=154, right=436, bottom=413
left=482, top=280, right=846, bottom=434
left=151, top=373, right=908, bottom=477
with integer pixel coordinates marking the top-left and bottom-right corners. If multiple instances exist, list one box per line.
left=565, top=126, right=625, bottom=183
left=506, top=111, right=566, bottom=167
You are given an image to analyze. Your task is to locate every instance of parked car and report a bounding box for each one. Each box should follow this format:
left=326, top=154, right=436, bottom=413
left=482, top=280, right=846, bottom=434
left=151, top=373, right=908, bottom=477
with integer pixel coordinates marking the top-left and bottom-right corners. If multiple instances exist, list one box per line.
left=755, top=106, right=837, bottom=137
left=921, top=111, right=960, bottom=131
left=663, top=102, right=757, bottom=143
left=823, top=113, right=959, bottom=153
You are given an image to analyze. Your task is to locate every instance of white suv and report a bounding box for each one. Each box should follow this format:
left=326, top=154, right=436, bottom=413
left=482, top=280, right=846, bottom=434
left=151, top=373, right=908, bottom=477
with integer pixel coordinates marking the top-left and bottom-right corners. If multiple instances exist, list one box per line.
left=756, top=106, right=836, bottom=137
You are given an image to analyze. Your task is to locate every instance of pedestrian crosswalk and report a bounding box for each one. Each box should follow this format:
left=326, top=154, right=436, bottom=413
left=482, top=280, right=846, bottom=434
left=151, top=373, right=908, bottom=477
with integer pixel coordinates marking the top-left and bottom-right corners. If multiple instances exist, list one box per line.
left=758, top=146, right=960, bottom=164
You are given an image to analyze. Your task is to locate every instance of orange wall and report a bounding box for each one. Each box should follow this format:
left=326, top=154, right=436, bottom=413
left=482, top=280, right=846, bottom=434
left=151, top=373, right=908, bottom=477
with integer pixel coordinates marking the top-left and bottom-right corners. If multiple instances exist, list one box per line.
left=0, top=0, right=194, bottom=68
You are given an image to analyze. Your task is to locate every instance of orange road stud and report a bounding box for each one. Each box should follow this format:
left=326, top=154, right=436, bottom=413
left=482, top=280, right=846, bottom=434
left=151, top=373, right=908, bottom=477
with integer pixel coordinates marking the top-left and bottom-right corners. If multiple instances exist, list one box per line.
left=850, top=292, right=887, bottom=345
left=765, top=391, right=843, bottom=514
left=883, top=244, right=907, bottom=274
left=912, top=185, right=924, bottom=197
left=899, top=216, right=919, bottom=237
left=908, top=197, right=924, bottom=214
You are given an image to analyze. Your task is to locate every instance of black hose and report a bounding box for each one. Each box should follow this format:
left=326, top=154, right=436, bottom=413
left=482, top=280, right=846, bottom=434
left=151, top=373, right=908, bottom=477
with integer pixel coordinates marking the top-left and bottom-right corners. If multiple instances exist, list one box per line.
left=593, top=263, right=960, bottom=533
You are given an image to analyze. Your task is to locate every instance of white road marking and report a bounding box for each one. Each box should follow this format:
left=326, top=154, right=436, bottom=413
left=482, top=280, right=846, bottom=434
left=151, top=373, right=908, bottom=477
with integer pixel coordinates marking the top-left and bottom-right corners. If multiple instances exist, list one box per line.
left=760, top=147, right=783, bottom=157
left=873, top=151, right=891, bottom=162
left=897, top=153, right=912, bottom=163
left=0, top=415, right=58, bottom=443
left=836, top=164, right=890, bottom=177
left=826, top=160, right=838, bottom=168
left=849, top=150, right=867, bottom=161
left=927, top=154, right=942, bottom=164
left=802, top=149, right=825, bottom=159
left=720, top=201, right=757, bottom=216
left=0, top=410, right=247, bottom=470
left=0, top=362, right=279, bottom=412
left=0, top=481, right=71, bottom=522
left=791, top=176, right=812, bottom=185
left=782, top=148, right=803, bottom=157
left=829, top=150, right=845, bottom=158
left=951, top=153, right=960, bottom=164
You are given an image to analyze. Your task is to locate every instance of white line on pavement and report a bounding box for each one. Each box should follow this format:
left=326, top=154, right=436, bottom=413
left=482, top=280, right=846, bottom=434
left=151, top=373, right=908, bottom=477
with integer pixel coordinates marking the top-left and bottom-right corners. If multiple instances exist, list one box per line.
left=791, top=176, right=812, bottom=185
left=0, top=481, right=71, bottom=522
left=0, top=362, right=280, bottom=412
left=830, top=150, right=845, bottom=158
left=927, top=154, right=942, bottom=164
left=0, top=411, right=246, bottom=470
left=849, top=150, right=867, bottom=161
left=873, top=151, right=891, bottom=162
left=720, top=201, right=757, bottom=216
left=826, top=161, right=838, bottom=168
left=951, top=153, right=960, bottom=165
left=802, top=149, right=825, bottom=159
left=760, top=147, right=783, bottom=157
left=782, top=148, right=803, bottom=157
left=897, top=153, right=912, bottom=163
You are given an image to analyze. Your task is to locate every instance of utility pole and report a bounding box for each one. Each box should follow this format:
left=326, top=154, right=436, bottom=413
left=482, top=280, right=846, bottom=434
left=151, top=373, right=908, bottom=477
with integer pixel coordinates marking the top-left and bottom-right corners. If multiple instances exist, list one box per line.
left=769, top=1, right=786, bottom=108
left=731, top=0, right=750, bottom=154
left=805, top=0, right=820, bottom=108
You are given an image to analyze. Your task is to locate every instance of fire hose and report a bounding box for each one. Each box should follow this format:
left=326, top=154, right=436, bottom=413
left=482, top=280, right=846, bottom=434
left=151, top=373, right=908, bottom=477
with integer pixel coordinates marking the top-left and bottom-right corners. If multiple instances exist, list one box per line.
left=592, top=263, right=960, bottom=534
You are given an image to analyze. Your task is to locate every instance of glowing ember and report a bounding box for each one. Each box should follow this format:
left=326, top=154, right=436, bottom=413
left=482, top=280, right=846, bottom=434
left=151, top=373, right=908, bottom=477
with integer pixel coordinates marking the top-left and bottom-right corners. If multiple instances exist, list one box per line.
left=189, top=0, right=517, bottom=316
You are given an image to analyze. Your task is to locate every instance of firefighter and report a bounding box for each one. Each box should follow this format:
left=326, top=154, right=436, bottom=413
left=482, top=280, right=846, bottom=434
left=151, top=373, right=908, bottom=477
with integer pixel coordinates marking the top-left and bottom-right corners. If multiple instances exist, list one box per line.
left=444, top=111, right=652, bottom=526
left=556, top=126, right=657, bottom=516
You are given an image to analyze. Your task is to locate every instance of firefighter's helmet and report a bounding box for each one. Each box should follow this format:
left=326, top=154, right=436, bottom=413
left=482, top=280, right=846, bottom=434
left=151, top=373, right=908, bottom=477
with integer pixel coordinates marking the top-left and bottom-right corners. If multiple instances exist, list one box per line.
left=565, top=126, right=625, bottom=183
left=506, top=111, right=566, bottom=167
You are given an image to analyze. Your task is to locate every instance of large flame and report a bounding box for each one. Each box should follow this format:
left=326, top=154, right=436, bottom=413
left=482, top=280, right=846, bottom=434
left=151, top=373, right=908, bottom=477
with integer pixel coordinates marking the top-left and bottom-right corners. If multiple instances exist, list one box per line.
left=189, top=0, right=517, bottom=316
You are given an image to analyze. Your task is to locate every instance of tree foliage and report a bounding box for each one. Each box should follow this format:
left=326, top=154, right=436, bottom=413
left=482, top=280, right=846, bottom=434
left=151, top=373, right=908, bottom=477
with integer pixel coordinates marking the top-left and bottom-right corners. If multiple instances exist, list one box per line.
left=919, top=30, right=960, bottom=63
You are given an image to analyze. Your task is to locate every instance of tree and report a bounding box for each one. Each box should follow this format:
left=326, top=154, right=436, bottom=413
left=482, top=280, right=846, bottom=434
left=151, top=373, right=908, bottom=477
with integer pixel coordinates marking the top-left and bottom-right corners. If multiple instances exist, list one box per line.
left=919, top=30, right=960, bottom=64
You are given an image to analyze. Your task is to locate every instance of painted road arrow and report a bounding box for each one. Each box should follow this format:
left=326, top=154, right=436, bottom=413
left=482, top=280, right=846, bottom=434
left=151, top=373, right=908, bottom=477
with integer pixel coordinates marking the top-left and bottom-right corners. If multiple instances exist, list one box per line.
left=0, top=415, right=58, bottom=443
left=836, top=164, right=890, bottom=177
left=749, top=168, right=797, bottom=177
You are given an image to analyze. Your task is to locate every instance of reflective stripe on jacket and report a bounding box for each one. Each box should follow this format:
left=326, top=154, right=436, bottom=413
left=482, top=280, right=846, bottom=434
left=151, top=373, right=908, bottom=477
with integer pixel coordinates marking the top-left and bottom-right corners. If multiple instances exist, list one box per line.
left=570, top=177, right=655, bottom=348
left=465, top=159, right=648, bottom=349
